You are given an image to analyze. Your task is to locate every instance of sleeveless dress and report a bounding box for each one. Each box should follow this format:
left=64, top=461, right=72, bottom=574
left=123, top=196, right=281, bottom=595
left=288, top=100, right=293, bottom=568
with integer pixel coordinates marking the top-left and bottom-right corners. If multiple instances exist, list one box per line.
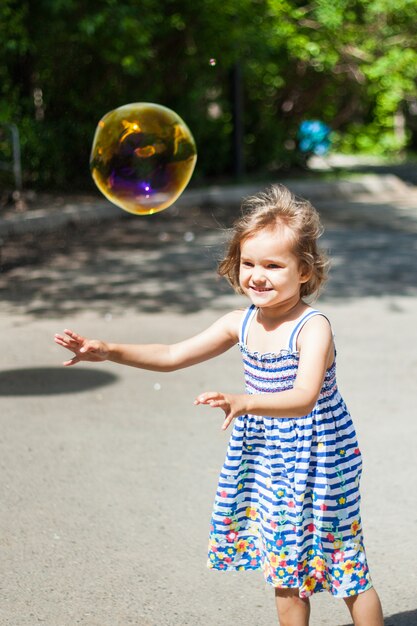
left=207, top=306, right=373, bottom=599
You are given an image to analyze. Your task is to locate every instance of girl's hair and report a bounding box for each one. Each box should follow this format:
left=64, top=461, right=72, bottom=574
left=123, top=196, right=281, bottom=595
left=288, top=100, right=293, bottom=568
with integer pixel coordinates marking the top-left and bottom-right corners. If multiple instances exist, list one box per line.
left=218, top=184, right=329, bottom=298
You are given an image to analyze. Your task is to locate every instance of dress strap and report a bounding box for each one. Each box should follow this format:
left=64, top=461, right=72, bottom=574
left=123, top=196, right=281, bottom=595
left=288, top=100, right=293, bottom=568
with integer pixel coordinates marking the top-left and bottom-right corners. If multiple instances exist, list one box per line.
left=287, top=309, right=329, bottom=353
left=239, top=305, right=257, bottom=345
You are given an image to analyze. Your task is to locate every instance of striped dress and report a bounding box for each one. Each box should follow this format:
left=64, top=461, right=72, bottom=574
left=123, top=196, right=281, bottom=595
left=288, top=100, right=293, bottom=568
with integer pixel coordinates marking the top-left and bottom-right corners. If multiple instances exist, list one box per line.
left=207, top=305, right=373, bottom=599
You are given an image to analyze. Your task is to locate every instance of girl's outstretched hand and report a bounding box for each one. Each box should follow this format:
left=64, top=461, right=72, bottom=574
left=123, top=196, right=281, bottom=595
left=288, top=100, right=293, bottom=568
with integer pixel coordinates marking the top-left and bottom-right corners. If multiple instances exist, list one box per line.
left=54, top=329, right=110, bottom=367
left=194, top=391, right=245, bottom=431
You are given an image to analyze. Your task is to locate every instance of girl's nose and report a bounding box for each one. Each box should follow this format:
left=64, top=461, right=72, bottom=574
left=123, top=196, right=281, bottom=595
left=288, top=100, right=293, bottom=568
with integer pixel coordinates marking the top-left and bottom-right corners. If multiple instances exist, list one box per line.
left=252, top=266, right=266, bottom=283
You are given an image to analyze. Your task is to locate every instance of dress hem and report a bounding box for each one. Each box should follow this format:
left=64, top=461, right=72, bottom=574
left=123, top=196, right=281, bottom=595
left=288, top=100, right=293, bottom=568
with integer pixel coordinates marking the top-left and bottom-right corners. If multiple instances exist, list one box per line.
left=207, top=562, right=373, bottom=599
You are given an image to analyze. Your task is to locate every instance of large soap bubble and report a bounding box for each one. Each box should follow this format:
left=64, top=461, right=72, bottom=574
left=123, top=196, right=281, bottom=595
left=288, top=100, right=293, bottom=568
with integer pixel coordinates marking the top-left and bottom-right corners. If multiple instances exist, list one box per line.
left=90, top=103, right=197, bottom=215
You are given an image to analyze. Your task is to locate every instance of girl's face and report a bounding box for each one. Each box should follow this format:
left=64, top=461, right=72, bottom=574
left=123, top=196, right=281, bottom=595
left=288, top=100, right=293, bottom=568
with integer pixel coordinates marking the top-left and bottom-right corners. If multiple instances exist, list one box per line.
left=239, top=225, right=309, bottom=312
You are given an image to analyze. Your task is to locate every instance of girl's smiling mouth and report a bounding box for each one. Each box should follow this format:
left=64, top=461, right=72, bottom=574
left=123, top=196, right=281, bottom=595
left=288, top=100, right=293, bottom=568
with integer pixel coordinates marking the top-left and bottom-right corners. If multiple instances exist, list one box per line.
left=250, top=285, right=272, bottom=292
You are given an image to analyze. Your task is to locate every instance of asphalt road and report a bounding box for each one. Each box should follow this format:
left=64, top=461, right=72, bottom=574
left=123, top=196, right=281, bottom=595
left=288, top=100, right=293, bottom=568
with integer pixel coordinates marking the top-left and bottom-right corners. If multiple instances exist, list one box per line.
left=0, top=186, right=416, bottom=625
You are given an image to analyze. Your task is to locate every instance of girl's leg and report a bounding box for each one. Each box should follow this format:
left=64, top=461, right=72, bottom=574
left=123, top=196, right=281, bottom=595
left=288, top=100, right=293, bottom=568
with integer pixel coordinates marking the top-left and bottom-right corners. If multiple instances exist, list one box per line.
left=343, top=587, right=383, bottom=626
left=274, top=588, right=310, bottom=626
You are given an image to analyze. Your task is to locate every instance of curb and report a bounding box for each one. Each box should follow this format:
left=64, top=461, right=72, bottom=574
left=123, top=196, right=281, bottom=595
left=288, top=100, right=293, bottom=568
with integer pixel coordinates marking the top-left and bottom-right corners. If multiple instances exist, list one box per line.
left=0, top=174, right=412, bottom=238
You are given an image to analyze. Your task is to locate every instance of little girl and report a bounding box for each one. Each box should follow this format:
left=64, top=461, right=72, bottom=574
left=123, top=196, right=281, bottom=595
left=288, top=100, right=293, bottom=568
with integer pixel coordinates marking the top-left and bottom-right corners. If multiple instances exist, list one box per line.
left=55, top=184, right=383, bottom=626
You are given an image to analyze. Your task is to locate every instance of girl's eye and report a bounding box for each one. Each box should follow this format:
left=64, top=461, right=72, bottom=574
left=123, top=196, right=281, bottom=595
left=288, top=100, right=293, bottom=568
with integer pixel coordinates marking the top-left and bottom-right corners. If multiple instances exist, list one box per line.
left=241, top=261, right=253, bottom=267
left=267, top=263, right=281, bottom=269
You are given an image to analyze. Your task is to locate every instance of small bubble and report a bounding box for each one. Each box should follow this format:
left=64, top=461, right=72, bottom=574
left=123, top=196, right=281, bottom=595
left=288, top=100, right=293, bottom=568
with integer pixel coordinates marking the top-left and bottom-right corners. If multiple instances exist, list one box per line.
left=104, top=313, right=113, bottom=322
left=209, top=58, right=217, bottom=66
left=153, top=383, right=161, bottom=391
left=184, top=231, right=195, bottom=242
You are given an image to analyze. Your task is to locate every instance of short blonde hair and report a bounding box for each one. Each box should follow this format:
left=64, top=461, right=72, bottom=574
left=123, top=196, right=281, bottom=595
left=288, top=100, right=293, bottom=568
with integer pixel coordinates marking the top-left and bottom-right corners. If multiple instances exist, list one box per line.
left=218, top=184, right=329, bottom=298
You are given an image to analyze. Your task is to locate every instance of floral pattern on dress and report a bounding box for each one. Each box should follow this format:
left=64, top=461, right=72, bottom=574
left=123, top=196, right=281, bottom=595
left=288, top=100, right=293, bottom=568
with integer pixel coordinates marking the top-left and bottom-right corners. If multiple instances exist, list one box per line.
left=208, top=503, right=372, bottom=598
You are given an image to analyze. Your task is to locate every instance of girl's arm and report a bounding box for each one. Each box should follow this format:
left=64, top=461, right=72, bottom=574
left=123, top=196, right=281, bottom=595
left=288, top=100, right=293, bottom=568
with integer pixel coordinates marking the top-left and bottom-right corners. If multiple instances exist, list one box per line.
left=54, top=310, right=242, bottom=370
left=195, top=315, right=334, bottom=430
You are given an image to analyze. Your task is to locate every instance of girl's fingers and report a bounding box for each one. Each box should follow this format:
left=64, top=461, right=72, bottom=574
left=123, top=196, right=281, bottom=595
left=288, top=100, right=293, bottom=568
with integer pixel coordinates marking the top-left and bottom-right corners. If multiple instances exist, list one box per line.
left=55, top=330, right=105, bottom=366
left=209, top=400, right=227, bottom=409
left=54, top=337, right=75, bottom=350
left=55, top=340, right=77, bottom=354
left=64, top=329, right=83, bottom=341
left=62, top=330, right=85, bottom=347
left=63, top=355, right=80, bottom=367
left=54, top=333, right=71, bottom=343
left=222, top=415, right=234, bottom=431
left=55, top=330, right=89, bottom=352
left=195, top=393, right=235, bottom=430
left=195, top=391, right=221, bottom=404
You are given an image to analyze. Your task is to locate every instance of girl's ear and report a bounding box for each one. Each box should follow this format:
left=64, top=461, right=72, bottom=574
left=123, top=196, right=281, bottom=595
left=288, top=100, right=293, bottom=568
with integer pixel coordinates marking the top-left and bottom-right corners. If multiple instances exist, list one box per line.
left=299, top=263, right=312, bottom=284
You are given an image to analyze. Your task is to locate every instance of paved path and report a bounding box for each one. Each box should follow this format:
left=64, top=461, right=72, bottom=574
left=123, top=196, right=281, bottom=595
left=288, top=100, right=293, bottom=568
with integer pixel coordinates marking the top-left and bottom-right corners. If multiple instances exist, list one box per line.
left=0, top=179, right=416, bottom=625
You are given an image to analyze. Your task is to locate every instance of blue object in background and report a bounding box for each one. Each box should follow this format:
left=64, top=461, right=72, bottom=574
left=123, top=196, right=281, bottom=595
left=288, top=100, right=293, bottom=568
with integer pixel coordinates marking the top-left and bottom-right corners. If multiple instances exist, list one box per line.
left=298, top=120, right=331, bottom=155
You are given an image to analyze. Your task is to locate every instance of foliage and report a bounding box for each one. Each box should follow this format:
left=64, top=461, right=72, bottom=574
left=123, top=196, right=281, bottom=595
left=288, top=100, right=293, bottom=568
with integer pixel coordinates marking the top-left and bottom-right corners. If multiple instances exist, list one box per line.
left=1, top=0, right=417, bottom=189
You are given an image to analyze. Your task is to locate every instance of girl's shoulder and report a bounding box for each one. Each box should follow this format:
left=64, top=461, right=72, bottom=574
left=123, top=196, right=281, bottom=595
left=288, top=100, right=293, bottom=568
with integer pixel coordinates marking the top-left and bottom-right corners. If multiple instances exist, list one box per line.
left=295, top=308, right=334, bottom=356
left=296, top=307, right=333, bottom=336
left=213, top=308, right=247, bottom=343
left=299, top=311, right=332, bottom=333
left=231, top=307, right=250, bottom=330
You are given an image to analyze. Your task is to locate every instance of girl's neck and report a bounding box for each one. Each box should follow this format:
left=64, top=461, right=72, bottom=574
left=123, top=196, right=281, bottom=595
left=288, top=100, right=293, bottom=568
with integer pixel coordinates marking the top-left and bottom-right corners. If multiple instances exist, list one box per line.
left=256, top=298, right=307, bottom=328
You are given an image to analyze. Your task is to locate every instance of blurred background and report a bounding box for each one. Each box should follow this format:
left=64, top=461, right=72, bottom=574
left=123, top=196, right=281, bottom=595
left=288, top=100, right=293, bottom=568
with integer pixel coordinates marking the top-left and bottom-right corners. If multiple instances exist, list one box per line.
left=2, top=0, right=417, bottom=196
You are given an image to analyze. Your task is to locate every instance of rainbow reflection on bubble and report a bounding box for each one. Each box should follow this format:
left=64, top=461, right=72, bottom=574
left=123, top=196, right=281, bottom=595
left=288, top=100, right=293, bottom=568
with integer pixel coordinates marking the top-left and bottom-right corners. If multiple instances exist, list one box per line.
left=90, top=103, right=197, bottom=216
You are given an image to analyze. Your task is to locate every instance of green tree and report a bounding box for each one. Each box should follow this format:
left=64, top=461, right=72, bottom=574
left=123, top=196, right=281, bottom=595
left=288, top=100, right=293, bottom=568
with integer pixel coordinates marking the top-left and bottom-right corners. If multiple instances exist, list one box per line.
left=1, top=0, right=417, bottom=189
left=245, top=0, right=417, bottom=160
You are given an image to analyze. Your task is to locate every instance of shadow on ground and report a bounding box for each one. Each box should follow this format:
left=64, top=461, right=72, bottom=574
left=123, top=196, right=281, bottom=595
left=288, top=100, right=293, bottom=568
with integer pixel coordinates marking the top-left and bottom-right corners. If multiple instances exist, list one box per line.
left=0, top=367, right=118, bottom=395
left=340, top=609, right=417, bottom=626
left=383, top=610, right=417, bottom=626
left=0, top=197, right=416, bottom=318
